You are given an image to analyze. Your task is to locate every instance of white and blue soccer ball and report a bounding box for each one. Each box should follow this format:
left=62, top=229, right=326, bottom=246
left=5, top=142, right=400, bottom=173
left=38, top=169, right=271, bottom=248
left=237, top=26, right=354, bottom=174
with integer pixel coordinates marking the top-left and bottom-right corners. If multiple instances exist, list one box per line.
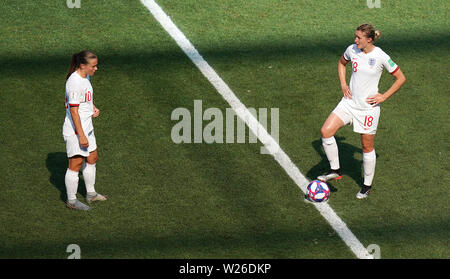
left=306, top=180, right=330, bottom=202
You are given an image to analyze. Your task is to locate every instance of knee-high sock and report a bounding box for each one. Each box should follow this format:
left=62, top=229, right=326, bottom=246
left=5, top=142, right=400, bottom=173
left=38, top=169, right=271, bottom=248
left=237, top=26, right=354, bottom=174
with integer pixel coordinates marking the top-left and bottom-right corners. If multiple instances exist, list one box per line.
left=82, top=163, right=96, bottom=194
left=322, top=136, right=340, bottom=170
left=65, top=169, right=79, bottom=201
left=363, top=150, right=376, bottom=186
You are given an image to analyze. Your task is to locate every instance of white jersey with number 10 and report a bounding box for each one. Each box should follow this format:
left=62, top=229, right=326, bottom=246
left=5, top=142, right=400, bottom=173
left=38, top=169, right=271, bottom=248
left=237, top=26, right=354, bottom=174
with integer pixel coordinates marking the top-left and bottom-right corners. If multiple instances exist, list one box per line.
left=63, top=71, right=94, bottom=137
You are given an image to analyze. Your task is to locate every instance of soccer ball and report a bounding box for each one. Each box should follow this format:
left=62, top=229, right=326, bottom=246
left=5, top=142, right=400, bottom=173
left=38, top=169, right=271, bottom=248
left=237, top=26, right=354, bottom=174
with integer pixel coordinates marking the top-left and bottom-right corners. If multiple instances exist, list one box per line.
left=306, top=180, right=330, bottom=202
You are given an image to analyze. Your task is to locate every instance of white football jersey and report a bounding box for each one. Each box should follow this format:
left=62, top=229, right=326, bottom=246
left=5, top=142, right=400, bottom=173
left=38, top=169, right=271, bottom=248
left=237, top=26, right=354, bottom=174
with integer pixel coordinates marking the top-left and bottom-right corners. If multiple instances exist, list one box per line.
left=62, top=71, right=94, bottom=136
left=342, top=44, right=399, bottom=109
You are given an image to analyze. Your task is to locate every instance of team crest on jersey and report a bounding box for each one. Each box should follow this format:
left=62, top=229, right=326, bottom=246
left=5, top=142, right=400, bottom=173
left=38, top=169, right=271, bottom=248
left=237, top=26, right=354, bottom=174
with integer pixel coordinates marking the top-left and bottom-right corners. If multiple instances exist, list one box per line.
left=368, top=58, right=376, bottom=67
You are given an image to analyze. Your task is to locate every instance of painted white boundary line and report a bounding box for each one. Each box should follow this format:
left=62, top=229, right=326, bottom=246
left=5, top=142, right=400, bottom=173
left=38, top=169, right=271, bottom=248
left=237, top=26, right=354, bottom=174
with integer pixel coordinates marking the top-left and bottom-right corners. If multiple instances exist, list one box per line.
left=140, top=0, right=373, bottom=259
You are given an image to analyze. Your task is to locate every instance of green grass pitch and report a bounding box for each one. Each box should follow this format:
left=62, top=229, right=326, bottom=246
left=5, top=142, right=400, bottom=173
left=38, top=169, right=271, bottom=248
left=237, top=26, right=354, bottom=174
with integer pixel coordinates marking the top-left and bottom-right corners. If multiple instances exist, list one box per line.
left=0, top=0, right=448, bottom=258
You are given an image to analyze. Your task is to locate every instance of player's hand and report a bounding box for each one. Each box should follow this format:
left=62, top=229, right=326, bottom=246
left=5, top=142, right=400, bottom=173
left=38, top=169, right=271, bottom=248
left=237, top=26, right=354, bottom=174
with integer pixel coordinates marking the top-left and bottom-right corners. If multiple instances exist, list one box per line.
left=341, top=84, right=352, bottom=99
left=93, top=107, right=100, bottom=118
left=79, top=135, right=89, bottom=148
left=366, top=93, right=386, bottom=107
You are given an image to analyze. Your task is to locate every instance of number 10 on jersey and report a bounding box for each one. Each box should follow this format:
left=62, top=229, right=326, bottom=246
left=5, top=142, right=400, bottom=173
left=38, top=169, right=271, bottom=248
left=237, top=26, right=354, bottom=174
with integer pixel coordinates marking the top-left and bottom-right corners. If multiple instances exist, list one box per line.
left=84, top=91, right=92, bottom=102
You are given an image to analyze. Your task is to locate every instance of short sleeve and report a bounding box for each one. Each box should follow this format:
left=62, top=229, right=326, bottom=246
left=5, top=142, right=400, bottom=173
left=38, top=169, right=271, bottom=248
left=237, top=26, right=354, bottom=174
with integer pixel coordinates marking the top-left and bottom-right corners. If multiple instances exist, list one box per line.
left=342, top=45, right=353, bottom=61
left=381, top=52, right=399, bottom=74
left=66, top=80, right=83, bottom=107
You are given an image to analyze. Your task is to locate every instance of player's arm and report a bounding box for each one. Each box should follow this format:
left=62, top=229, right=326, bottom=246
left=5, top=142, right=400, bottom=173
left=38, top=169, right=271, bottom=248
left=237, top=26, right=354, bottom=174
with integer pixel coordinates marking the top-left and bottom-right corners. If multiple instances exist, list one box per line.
left=93, top=104, right=100, bottom=118
left=338, top=55, right=352, bottom=99
left=70, top=106, right=89, bottom=148
left=383, top=68, right=406, bottom=100
left=366, top=68, right=406, bottom=106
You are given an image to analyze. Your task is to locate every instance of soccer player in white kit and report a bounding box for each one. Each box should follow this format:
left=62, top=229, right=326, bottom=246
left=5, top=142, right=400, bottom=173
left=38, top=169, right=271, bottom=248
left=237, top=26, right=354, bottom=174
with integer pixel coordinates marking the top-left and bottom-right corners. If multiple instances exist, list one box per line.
left=318, top=24, right=406, bottom=199
left=63, top=50, right=108, bottom=210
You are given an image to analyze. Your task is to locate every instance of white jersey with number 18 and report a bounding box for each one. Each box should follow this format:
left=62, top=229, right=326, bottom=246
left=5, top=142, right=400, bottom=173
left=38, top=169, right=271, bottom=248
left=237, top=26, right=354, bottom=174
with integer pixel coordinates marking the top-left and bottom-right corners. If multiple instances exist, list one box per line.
left=62, top=71, right=94, bottom=137
left=342, top=44, right=399, bottom=110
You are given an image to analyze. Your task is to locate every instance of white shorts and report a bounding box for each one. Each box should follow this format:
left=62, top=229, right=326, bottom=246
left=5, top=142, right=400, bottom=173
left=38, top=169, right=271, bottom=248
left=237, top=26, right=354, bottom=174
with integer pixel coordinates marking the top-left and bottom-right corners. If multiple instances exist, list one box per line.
left=64, top=130, right=97, bottom=158
left=332, top=99, right=380, bottom=134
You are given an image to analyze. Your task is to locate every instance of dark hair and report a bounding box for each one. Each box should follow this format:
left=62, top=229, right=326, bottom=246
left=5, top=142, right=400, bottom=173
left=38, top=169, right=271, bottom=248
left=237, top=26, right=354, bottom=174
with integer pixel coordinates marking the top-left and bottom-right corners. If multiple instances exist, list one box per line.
left=356, top=23, right=381, bottom=42
left=66, top=50, right=97, bottom=80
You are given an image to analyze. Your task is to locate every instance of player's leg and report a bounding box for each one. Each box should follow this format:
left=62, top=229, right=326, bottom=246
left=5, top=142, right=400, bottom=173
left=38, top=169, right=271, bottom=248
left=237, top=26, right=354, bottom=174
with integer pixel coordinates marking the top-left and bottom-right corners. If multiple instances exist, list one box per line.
left=84, top=148, right=108, bottom=203
left=83, top=149, right=98, bottom=195
left=353, top=107, right=379, bottom=199
left=64, top=134, right=92, bottom=210
left=357, top=133, right=376, bottom=199
left=317, top=112, right=346, bottom=181
left=321, top=112, right=345, bottom=139
left=65, top=155, right=91, bottom=210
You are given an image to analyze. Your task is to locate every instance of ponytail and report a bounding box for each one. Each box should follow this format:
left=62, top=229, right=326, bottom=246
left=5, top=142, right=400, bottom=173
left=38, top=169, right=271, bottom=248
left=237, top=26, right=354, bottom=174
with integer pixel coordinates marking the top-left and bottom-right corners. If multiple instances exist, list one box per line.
left=374, top=30, right=382, bottom=41
left=66, top=53, right=79, bottom=81
left=66, top=50, right=97, bottom=81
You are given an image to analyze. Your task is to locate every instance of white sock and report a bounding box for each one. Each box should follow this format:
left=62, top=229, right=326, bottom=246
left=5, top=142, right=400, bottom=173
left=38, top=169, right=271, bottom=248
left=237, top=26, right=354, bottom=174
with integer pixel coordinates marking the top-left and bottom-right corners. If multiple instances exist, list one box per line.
left=363, top=150, right=376, bottom=186
left=82, top=163, right=96, bottom=194
left=65, top=168, right=79, bottom=201
left=322, top=136, right=340, bottom=170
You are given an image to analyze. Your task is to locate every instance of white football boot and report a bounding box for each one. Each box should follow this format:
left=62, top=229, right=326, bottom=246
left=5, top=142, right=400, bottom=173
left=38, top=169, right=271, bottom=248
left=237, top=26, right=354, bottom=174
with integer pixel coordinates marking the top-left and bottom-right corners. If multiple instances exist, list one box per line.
left=317, top=169, right=342, bottom=182
left=66, top=199, right=92, bottom=211
left=356, top=185, right=372, bottom=199
left=86, top=193, right=108, bottom=204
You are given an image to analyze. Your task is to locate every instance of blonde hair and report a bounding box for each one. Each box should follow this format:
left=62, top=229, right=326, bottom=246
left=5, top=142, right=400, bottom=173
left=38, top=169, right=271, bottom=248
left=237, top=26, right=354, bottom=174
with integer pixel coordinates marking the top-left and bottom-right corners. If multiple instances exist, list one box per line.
left=357, top=23, right=381, bottom=42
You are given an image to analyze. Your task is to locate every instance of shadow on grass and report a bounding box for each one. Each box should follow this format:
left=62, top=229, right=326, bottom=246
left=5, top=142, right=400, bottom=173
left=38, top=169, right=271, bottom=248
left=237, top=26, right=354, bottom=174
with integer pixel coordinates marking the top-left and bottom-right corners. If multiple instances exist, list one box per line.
left=0, top=32, right=448, bottom=77
left=45, top=152, right=86, bottom=203
left=306, top=136, right=380, bottom=191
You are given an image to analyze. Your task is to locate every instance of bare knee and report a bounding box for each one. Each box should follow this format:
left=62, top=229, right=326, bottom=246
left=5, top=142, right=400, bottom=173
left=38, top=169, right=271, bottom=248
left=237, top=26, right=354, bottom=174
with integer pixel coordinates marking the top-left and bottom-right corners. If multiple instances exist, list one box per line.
left=68, top=156, right=84, bottom=172
left=86, top=153, right=98, bottom=165
left=321, top=113, right=344, bottom=138
left=362, top=146, right=374, bottom=153
left=361, top=135, right=375, bottom=153
left=321, top=125, right=335, bottom=138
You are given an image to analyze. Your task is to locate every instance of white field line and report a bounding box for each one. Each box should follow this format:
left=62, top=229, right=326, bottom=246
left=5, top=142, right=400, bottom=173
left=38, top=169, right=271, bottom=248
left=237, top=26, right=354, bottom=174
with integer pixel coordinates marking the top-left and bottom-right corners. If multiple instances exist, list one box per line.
left=140, top=0, right=373, bottom=259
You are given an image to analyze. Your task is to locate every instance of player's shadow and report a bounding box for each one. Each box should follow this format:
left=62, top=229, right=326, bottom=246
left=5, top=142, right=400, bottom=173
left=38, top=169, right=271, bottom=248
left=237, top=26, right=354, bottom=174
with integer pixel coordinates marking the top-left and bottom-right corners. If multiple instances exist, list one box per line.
left=306, top=136, right=379, bottom=191
left=46, top=152, right=87, bottom=202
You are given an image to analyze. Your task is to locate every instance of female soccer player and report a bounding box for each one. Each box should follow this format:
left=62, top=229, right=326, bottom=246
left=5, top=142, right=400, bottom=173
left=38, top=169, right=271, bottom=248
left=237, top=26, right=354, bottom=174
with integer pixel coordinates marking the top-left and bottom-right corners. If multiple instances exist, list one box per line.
left=63, top=50, right=108, bottom=210
left=318, top=24, right=406, bottom=199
